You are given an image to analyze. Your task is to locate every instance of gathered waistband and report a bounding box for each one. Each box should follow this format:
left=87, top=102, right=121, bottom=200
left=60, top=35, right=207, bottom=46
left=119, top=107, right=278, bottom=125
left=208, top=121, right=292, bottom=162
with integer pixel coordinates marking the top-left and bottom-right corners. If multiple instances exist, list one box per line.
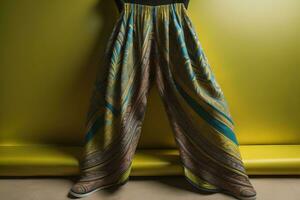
left=124, top=0, right=186, bottom=5
left=123, top=0, right=189, bottom=8
left=115, top=0, right=189, bottom=13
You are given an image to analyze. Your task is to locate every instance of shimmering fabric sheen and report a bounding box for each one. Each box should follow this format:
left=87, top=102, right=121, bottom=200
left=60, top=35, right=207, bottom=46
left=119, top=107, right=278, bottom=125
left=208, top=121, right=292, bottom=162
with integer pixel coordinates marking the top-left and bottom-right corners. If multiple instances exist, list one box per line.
left=78, top=2, right=254, bottom=195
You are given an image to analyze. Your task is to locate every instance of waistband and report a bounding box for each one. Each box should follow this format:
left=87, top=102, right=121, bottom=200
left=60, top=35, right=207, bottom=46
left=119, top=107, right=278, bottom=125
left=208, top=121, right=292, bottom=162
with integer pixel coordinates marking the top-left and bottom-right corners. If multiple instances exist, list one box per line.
left=123, top=0, right=188, bottom=7
left=115, top=0, right=189, bottom=13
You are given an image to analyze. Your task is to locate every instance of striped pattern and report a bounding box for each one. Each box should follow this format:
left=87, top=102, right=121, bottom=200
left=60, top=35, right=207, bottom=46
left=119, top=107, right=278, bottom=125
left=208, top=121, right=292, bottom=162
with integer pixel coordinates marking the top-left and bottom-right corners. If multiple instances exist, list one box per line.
left=77, top=2, right=255, bottom=195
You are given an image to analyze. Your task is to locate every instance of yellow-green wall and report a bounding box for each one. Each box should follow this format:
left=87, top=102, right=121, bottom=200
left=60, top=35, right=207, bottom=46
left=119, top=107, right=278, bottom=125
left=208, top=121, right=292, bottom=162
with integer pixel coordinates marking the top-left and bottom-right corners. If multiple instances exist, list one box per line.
left=0, top=0, right=299, bottom=148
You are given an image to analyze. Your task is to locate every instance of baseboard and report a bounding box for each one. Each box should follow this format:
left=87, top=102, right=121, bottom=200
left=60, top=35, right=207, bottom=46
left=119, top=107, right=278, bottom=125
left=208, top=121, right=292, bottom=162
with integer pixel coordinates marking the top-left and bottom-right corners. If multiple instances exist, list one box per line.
left=0, top=144, right=299, bottom=176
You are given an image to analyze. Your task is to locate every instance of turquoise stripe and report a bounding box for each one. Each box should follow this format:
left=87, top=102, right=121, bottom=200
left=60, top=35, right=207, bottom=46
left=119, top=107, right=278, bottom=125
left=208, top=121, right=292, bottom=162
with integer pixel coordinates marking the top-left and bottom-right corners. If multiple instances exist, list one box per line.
left=105, top=100, right=119, bottom=115
left=203, top=94, right=234, bottom=125
left=174, top=80, right=239, bottom=145
left=170, top=6, right=234, bottom=125
left=85, top=10, right=135, bottom=142
left=85, top=101, right=120, bottom=142
left=85, top=114, right=104, bottom=141
left=85, top=79, right=135, bottom=141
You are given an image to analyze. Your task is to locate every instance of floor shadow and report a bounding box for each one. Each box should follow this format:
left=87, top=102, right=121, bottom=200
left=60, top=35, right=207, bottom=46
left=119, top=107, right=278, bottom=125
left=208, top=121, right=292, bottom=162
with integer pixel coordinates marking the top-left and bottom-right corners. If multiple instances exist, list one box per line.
left=128, top=174, right=300, bottom=196
left=129, top=175, right=218, bottom=195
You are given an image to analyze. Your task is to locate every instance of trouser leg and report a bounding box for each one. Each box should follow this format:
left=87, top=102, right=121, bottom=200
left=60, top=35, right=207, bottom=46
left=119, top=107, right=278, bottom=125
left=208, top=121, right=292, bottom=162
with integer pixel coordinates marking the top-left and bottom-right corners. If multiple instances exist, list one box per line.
left=70, top=4, right=155, bottom=196
left=153, top=3, right=256, bottom=198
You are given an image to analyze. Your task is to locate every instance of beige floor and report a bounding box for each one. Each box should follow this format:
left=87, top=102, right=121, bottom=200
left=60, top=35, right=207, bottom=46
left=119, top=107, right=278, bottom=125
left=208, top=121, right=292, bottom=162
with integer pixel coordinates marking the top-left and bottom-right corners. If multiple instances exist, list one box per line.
left=0, top=175, right=299, bottom=200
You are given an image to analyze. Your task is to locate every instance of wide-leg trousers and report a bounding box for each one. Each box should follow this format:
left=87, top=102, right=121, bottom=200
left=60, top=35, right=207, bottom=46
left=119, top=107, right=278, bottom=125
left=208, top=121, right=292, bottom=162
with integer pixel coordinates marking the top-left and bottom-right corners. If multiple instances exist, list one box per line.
left=78, top=1, right=254, bottom=194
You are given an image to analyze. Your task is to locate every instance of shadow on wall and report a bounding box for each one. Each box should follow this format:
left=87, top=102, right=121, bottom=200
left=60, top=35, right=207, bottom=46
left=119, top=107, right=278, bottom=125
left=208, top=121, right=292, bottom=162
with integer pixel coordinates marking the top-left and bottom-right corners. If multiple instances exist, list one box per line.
left=70, top=0, right=120, bottom=147
left=55, top=0, right=121, bottom=168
